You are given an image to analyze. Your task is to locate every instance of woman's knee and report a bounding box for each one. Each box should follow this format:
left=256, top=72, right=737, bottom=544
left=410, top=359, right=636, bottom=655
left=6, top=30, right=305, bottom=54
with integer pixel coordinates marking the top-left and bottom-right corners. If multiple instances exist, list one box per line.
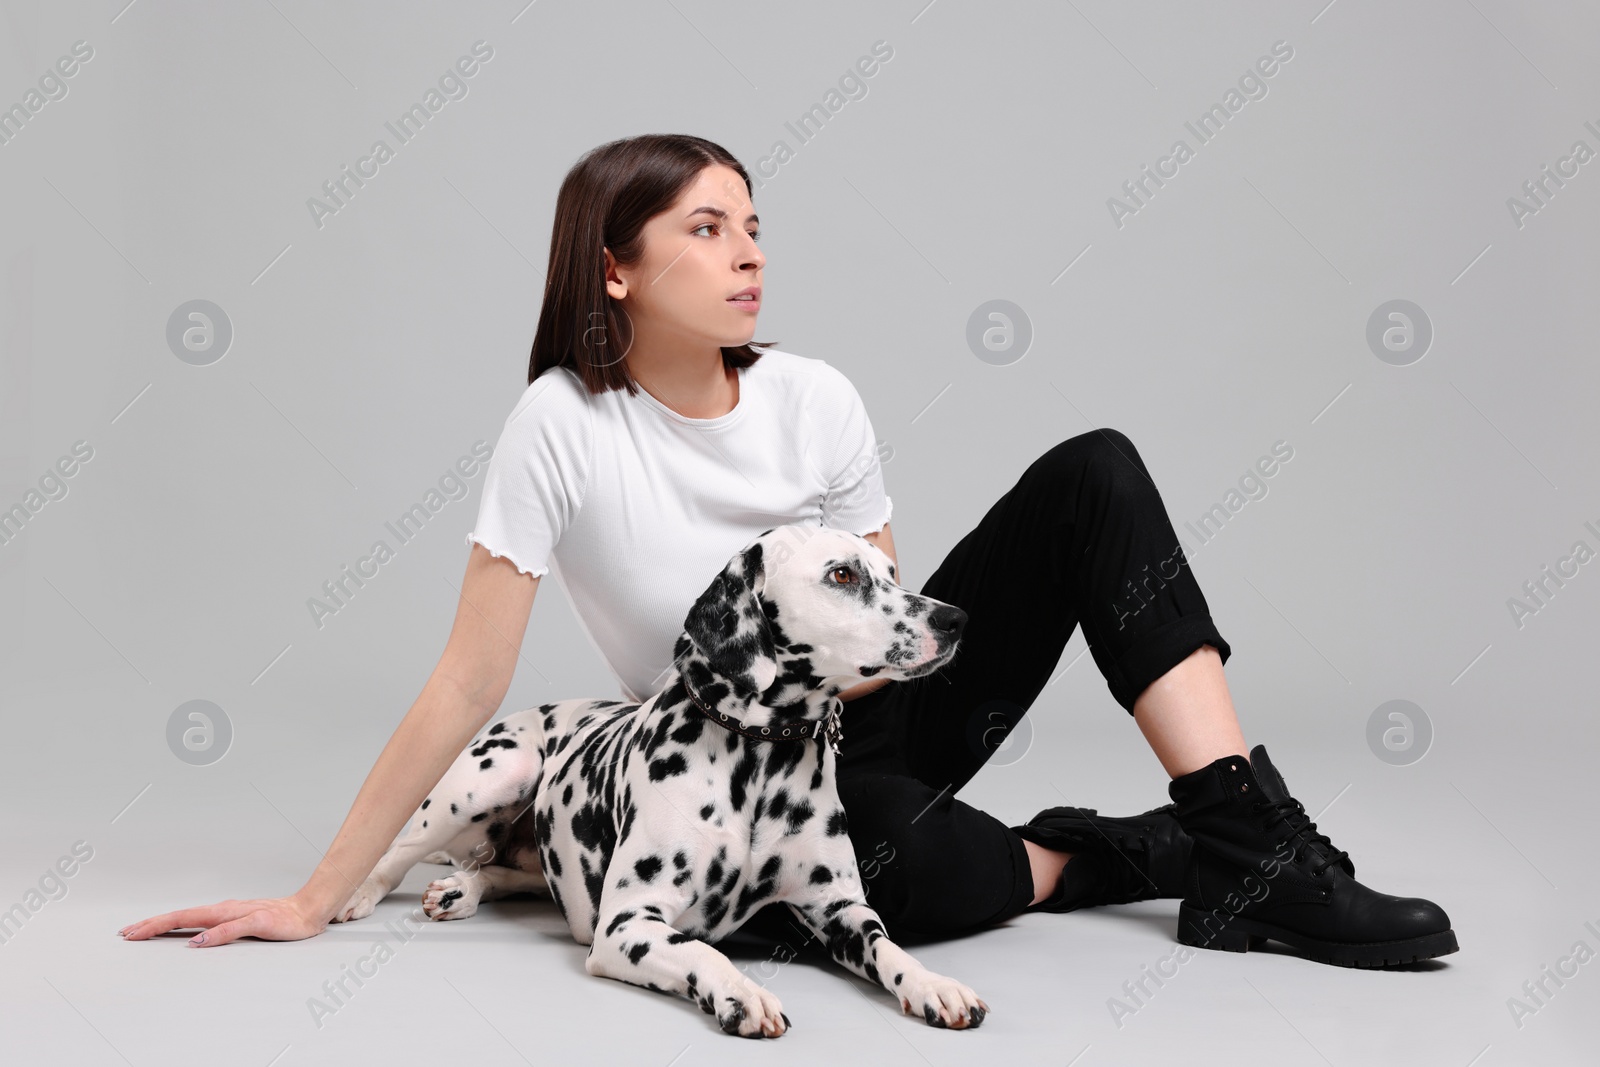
left=1042, top=426, right=1150, bottom=495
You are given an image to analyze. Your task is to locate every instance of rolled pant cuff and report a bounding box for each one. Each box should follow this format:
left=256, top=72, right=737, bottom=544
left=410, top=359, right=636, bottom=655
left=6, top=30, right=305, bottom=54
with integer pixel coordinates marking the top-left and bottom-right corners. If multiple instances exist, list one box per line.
left=1108, top=612, right=1231, bottom=715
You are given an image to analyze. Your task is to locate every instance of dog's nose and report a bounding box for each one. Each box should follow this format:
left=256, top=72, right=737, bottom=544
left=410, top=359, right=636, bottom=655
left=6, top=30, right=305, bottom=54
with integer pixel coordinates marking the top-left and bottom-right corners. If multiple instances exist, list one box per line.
left=928, top=604, right=966, bottom=638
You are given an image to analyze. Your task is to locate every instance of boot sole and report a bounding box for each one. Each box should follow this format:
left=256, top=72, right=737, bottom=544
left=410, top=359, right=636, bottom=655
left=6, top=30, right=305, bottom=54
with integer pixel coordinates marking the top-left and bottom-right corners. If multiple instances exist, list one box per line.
left=1177, top=902, right=1460, bottom=968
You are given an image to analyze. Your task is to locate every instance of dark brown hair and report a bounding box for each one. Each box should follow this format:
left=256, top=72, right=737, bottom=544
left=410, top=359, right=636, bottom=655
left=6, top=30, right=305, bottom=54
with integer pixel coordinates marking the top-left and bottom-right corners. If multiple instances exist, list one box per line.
left=528, top=134, right=775, bottom=392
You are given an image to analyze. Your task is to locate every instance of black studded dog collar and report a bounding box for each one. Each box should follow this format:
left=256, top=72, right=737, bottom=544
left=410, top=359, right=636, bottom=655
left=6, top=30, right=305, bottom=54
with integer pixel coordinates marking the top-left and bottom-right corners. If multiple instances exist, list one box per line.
left=683, top=678, right=843, bottom=754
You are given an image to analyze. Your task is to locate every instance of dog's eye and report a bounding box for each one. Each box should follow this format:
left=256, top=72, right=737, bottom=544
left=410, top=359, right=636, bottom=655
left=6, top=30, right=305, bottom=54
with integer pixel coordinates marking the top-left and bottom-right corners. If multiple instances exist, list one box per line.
left=829, top=566, right=857, bottom=585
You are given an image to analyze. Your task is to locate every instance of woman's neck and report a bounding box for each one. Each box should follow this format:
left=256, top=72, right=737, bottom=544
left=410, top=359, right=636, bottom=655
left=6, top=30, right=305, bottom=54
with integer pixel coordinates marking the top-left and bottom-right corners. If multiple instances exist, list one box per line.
left=626, top=344, right=739, bottom=419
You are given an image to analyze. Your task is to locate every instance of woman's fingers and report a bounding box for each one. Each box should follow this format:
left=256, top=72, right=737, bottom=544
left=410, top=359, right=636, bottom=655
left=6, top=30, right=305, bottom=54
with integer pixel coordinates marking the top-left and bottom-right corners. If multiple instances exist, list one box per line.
left=120, top=900, right=248, bottom=940
left=120, top=896, right=327, bottom=945
left=188, top=909, right=265, bottom=947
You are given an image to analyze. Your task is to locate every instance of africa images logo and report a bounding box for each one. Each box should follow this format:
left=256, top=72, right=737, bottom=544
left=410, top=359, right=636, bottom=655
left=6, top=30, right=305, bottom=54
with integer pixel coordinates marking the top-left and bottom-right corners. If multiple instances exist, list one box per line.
left=1106, top=40, right=1296, bottom=229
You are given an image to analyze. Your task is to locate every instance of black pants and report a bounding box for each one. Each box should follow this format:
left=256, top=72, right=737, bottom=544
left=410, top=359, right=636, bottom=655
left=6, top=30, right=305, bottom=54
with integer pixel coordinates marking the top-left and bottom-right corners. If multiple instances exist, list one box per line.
left=739, top=428, right=1232, bottom=948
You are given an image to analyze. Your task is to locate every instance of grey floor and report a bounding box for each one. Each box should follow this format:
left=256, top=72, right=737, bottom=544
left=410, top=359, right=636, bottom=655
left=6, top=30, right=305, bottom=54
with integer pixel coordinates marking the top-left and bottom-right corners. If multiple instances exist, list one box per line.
left=7, top=691, right=1594, bottom=1067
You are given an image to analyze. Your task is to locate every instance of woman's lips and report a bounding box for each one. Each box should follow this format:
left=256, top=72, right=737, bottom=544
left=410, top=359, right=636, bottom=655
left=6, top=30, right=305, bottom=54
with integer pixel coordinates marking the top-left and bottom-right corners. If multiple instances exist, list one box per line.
left=726, top=297, right=760, bottom=312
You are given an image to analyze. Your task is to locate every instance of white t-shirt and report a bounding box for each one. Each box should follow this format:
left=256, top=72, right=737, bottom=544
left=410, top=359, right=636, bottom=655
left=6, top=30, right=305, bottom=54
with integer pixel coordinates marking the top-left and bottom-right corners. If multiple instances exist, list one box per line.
left=465, top=348, right=893, bottom=703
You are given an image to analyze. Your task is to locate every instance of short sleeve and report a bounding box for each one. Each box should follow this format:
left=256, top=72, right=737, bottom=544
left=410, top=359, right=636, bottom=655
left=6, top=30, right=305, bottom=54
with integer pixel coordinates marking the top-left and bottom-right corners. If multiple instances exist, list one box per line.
left=465, top=370, right=592, bottom=578
left=805, top=360, right=893, bottom=537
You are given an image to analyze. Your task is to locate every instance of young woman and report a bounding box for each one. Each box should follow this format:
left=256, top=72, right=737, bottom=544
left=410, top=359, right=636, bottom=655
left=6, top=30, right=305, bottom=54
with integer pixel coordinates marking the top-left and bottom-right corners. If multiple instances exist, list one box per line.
left=121, top=134, right=1456, bottom=969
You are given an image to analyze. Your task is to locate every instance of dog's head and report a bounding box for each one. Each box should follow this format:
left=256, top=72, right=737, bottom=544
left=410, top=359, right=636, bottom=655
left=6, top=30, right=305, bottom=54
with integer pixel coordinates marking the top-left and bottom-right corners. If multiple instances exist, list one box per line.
left=682, top=524, right=966, bottom=700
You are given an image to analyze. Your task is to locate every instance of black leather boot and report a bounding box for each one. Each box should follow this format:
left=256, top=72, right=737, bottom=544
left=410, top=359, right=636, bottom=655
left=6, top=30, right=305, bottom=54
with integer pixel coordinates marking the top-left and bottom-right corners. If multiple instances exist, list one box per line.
left=1010, top=803, right=1192, bottom=912
left=1167, top=744, right=1459, bottom=967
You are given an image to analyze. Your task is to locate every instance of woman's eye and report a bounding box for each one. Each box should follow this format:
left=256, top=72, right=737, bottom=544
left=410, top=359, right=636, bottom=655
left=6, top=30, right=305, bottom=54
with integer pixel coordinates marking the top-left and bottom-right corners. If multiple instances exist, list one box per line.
left=690, top=223, right=760, bottom=242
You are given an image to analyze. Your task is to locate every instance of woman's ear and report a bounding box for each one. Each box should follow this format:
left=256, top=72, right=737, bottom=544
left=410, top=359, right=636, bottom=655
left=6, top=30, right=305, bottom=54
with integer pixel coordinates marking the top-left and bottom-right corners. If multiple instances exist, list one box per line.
left=682, top=541, right=778, bottom=699
left=603, top=247, right=628, bottom=301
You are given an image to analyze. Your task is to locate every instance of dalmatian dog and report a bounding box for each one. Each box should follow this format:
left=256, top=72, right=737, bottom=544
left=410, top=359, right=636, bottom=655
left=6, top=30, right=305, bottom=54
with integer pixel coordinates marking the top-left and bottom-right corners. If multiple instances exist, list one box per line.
left=334, top=524, right=988, bottom=1038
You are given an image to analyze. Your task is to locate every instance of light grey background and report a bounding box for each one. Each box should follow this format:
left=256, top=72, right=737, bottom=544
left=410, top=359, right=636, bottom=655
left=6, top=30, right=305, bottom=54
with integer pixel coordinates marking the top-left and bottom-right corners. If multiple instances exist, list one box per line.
left=2, top=0, right=1596, bottom=1064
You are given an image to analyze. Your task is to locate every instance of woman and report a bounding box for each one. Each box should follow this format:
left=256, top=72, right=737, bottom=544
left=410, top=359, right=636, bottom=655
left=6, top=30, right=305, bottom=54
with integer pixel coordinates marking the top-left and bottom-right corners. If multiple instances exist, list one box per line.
left=121, top=134, right=1456, bottom=969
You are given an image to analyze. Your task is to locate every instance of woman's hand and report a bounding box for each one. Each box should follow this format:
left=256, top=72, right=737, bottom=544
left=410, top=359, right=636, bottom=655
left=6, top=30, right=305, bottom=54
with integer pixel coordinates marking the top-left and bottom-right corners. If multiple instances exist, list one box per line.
left=118, top=893, right=331, bottom=947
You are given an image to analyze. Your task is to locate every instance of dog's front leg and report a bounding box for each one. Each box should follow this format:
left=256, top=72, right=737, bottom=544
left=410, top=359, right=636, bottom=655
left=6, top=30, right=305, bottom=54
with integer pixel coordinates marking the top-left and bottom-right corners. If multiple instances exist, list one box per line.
left=788, top=867, right=989, bottom=1030
left=586, top=898, right=792, bottom=1038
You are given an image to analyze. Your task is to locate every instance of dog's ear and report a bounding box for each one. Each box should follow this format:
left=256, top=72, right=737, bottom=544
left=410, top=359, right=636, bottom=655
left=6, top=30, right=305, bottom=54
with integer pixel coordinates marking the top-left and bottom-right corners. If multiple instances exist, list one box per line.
left=683, top=540, right=778, bottom=698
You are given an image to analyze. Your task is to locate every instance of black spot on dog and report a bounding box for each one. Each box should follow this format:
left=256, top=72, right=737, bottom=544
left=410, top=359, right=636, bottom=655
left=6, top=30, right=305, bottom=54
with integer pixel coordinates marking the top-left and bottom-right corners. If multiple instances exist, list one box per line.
left=649, top=753, right=688, bottom=781
left=699, top=803, right=715, bottom=820
left=669, top=714, right=704, bottom=745
left=548, top=849, right=563, bottom=877
left=673, top=851, right=688, bottom=869
left=728, top=749, right=759, bottom=810
left=826, top=809, right=848, bottom=836
left=785, top=798, right=815, bottom=834
left=450, top=802, right=459, bottom=815
left=479, top=757, right=494, bottom=770
left=763, top=741, right=804, bottom=779
left=470, top=811, right=488, bottom=823
left=619, top=800, right=637, bottom=844
left=809, top=865, right=832, bottom=884
left=894, top=972, right=903, bottom=985
left=562, top=783, right=573, bottom=806
left=634, top=856, right=663, bottom=883
left=570, top=802, right=608, bottom=851
left=472, top=735, right=518, bottom=756
left=731, top=854, right=784, bottom=923
left=718, top=997, right=747, bottom=1035
left=605, top=910, right=636, bottom=937
left=628, top=941, right=651, bottom=964
left=667, top=930, right=694, bottom=945
left=420, top=798, right=430, bottom=809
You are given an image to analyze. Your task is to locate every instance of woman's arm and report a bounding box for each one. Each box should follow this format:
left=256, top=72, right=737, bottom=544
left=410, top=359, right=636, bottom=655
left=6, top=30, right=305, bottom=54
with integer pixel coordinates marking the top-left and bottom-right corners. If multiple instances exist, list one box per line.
left=862, top=521, right=898, bottom=579
left=297, top=542, right=542, bottom=916
left=838, top=522, right=898, bottom=703
left=120, top=543, right=541, bottom=946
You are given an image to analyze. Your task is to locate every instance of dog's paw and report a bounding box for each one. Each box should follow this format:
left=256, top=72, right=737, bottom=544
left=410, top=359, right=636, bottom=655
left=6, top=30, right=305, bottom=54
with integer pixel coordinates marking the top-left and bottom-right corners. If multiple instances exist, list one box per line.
left=896, top=970, right=988, bottom=1030
left=713, top=978, right=790, bottom=1038
left=331, top=878, right=386, bottom=923
left=422, top=874, right=480, bottom=920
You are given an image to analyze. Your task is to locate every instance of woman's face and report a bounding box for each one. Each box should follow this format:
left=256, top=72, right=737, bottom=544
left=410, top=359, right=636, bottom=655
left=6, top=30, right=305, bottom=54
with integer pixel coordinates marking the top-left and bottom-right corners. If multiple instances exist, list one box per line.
left=605, top=163, right=765, bottom=354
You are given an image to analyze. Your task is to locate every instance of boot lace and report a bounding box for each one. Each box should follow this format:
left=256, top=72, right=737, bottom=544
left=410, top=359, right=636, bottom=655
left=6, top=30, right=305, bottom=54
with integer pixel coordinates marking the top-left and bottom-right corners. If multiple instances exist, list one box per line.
left=1251, top=797, right=1350, bottom=877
